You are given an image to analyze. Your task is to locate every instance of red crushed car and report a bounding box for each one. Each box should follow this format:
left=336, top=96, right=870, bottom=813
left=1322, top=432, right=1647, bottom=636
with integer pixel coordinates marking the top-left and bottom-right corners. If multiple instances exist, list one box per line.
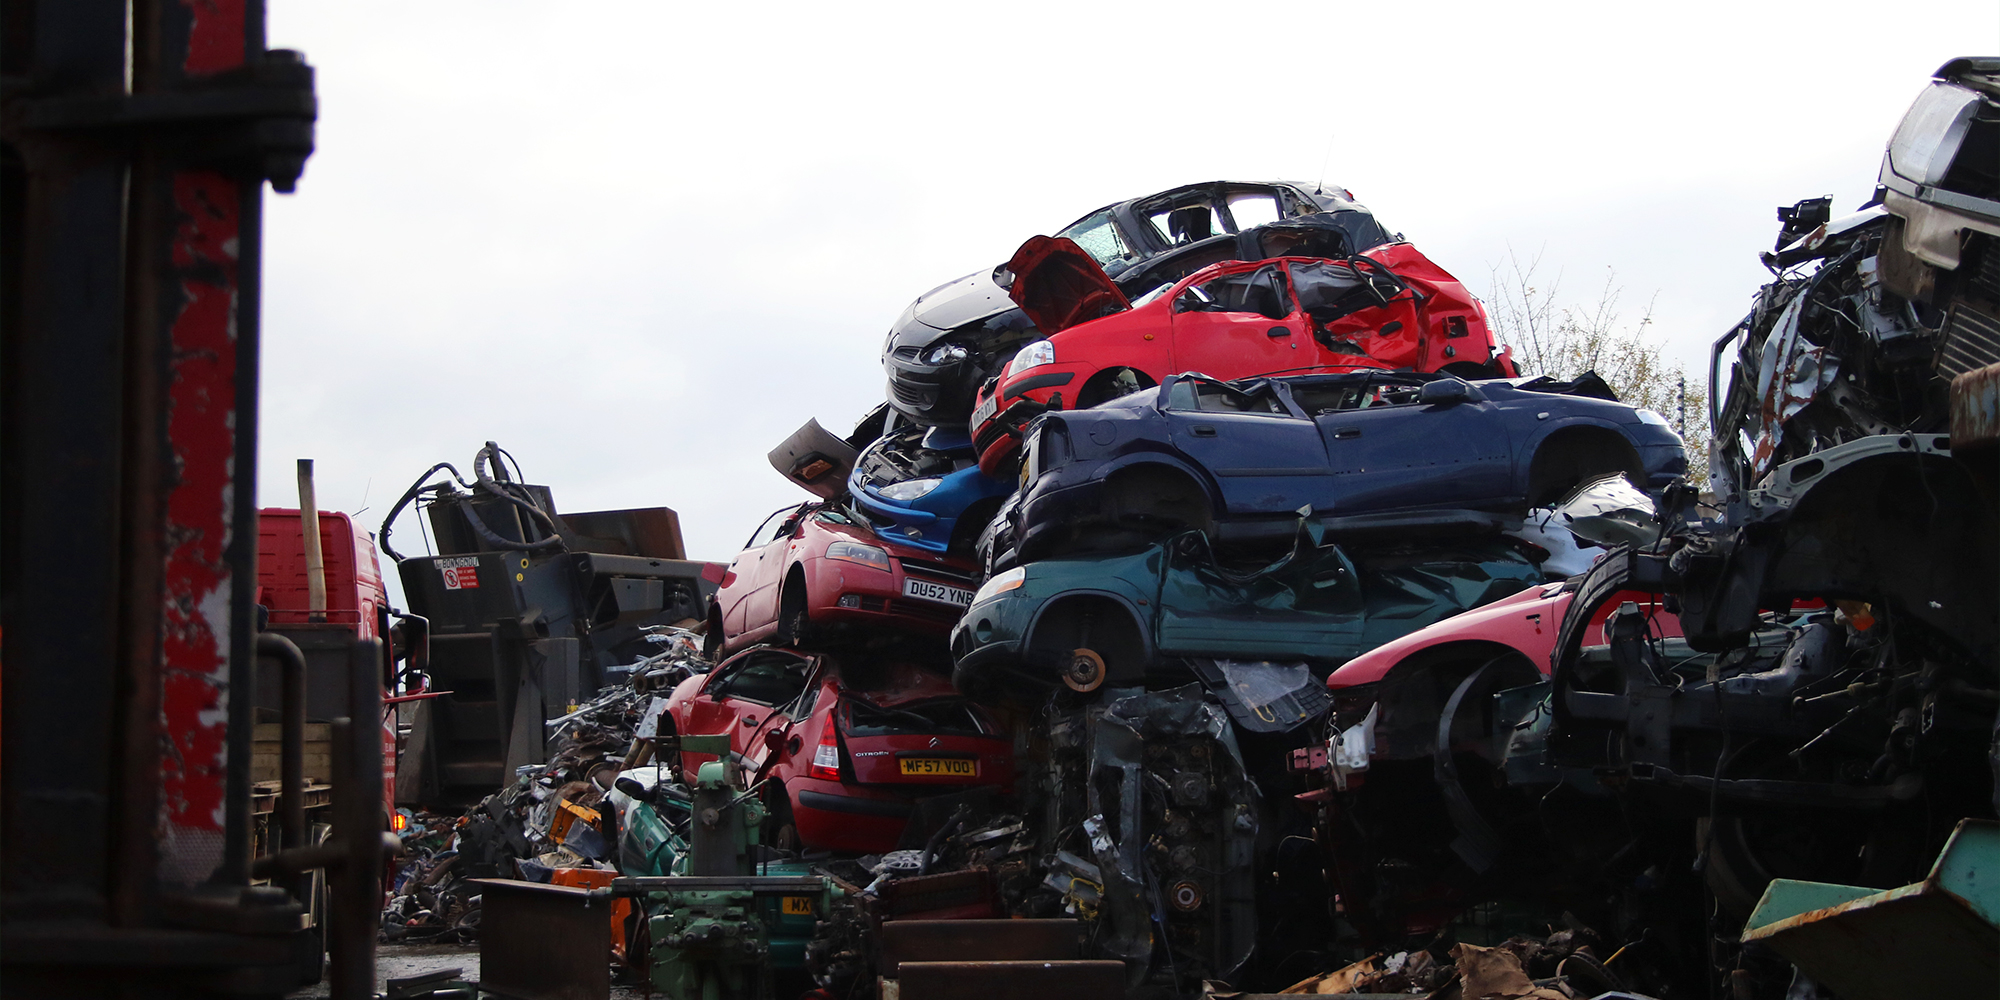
left=706, top=500, right=979, bottom=657
left=968, top=236, right=1515, bottom=475
left=662, top=647, right=1014, bottom=852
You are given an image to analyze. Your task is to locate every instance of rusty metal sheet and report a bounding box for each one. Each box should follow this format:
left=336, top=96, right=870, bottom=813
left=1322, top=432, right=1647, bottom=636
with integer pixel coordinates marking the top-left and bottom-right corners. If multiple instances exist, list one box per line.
left=879, top=919, right=1080, bottom=976
left=1950, top=362, right=2000, bottom=449
left=895, top=959, right=1126, bottom=1000
left=472, top=879, right=611, bottom=1000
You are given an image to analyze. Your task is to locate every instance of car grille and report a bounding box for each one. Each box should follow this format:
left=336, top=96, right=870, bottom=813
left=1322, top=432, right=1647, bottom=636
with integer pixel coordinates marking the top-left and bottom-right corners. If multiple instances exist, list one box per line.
left=890, top=380, right=938, bottom=408
left=897, top=599, right=964, bottom=624
left=903, top=560, right=976, bottom=587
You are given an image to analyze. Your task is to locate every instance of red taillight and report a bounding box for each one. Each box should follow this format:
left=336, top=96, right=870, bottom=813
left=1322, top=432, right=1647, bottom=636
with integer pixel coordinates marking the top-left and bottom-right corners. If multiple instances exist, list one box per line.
left=808, top=722, right=841, bottom=781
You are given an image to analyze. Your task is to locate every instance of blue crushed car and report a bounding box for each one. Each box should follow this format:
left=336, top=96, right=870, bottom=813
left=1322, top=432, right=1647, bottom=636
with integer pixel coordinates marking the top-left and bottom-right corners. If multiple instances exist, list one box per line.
left=999, top=369, right=1685, bottom=566
left=848, top=421, right=1015, bottom=555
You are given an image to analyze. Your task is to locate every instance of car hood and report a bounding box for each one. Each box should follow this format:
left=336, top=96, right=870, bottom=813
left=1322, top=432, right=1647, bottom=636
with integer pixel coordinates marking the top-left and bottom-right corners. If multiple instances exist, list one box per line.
left=768, top=418, right=859, bottom=500
left=898, top=270, right=1021, bottom=338
left=1005, top=235, right=1133, bottom=335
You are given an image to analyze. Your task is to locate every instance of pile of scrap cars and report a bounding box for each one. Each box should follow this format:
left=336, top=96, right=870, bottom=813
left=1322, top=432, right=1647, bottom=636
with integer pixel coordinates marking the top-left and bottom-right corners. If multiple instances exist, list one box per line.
left=379, top=60, right=1999, bottom=1000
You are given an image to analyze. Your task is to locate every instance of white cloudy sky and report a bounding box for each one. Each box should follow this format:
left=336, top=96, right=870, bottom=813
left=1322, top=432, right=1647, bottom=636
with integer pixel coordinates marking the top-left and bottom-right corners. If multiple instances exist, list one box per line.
left=259, top=0, right=1997, bottom=590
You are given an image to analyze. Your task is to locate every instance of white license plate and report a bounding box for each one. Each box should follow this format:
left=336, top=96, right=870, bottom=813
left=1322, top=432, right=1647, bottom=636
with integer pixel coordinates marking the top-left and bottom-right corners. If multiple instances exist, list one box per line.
left=904, top=577, right=975, bottom=607
left=970, top=392, right=997, bottom=431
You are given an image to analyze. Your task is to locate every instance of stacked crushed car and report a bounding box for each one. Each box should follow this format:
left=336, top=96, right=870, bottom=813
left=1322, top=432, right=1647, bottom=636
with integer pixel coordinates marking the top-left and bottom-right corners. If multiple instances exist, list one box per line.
left=391, top=59, right=2000, bottom=998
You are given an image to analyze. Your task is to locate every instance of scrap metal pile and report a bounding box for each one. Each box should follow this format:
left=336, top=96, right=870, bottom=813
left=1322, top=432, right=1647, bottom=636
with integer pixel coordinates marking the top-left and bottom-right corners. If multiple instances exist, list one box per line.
left=385, top=61, right=2000, bottom=1000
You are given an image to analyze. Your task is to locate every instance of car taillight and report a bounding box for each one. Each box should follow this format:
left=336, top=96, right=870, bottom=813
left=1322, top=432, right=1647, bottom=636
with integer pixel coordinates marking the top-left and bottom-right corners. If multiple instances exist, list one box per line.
left=808, top=723, right=841, bottom=780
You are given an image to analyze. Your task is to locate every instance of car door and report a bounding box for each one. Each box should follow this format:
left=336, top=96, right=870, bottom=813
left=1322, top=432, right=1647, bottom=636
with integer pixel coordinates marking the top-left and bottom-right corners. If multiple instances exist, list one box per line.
left=1312, top=377, right=1513, bottom=513
left=1161, top=376, right=1330, bottom=515
left=731, top=505, right=800, bottom=634
left=1167, top=263, right=1316, bottom=380
left=680, top=649, right=815, bottom=772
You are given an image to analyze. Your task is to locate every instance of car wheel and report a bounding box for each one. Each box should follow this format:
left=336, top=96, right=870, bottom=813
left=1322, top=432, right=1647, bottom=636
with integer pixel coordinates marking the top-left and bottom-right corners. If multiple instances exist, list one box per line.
left=1063, top=648, right=1107, bottom=693
left=778, top=581, right=812, bottom=647
left=1105, top=466, right=1212, bottom=536
left=1077, top=367, right=1151, bottom=408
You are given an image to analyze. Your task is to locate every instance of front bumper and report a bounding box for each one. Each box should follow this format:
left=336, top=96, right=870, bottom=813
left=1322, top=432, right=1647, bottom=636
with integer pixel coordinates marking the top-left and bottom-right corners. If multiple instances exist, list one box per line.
left=885, top=354, right=985, bottom=426
left=948, top=593, right=1037, bottom=693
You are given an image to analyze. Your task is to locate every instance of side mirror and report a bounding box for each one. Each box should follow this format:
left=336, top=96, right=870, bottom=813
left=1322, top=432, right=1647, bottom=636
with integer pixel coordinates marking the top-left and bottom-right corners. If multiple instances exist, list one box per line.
left=1418, top=379, right=1471, bottom=405
left=615, top=776, right=649, bottom=800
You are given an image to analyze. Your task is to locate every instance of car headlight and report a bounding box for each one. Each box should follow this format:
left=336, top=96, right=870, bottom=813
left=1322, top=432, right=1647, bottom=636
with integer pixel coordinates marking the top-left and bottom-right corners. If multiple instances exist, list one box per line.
left=878, top=477, right=942, bottom=502
left=825, top=541, right=891, bottom=571
left=970, top=567, right=1026, bottom=605
left=1006, top=340, right=1055, bottom=377
left=1634, top=409, right=1670, bottom=427
left=922, top=343, right=970, bottom=366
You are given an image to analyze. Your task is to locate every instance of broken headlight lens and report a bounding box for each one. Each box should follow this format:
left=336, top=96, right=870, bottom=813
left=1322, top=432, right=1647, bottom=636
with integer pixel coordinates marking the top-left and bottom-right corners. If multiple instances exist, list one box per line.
left=1007, top=340, right=1055, bottom=376
left=878, top=477, right=942, bottom=501
left=922, top=343, right=971, bottom=366
left=825, top=540, right=891, bottom=571
left=970, top=566, right=1026, bottom=605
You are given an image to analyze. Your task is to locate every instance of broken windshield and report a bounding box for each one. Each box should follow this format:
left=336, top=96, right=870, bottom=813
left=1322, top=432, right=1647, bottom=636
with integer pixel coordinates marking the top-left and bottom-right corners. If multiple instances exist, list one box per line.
left=1057, top=210, right=1141, bottom=270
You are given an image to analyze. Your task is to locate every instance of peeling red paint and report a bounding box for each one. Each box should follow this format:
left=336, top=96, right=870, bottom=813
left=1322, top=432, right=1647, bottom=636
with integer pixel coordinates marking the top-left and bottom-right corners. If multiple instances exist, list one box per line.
left=180, top=0, right=248, bottom=76
left=157, top=171, right=241, bottom=880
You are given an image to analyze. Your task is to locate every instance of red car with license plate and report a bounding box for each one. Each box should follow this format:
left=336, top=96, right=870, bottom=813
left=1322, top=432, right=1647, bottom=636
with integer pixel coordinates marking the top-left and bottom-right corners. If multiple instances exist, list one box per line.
left=706, top=500, right=979, bottom=657
left=969, top=236, right=1514, bottom=475
left=662, top=647, right=1013, bottom=852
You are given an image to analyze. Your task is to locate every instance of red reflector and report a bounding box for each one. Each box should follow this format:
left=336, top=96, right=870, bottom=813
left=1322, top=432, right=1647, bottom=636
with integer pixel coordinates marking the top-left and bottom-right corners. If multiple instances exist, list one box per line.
left=391, top=812, right=410, bottom=832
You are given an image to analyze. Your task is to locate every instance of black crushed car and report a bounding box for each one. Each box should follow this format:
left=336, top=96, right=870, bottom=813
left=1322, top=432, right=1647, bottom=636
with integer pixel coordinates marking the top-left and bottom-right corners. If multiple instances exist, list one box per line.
left=999, top=369, right=1685, bottom=568
left=882, top=180, right=1394, bottom=426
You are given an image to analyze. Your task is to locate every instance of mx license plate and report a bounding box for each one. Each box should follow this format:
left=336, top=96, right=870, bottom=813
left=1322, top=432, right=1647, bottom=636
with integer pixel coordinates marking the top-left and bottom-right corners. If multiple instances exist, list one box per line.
left=904, top=577, right=974, bottom=607
left=781, top=896, right=814, bottom=916
left=899, top=757, right=976, bottom=777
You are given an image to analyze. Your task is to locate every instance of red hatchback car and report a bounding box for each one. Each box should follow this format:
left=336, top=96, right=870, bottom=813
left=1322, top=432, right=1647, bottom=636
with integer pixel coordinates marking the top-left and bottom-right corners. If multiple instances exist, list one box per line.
left=662, top=647, right=1014, bottom=852
left=706, top=500, right=979, bottom=657
left=969, top=236, right=1515, bottom=475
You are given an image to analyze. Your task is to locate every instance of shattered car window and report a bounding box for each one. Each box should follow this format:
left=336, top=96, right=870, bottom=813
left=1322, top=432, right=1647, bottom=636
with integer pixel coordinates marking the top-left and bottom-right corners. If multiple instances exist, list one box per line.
left=1058, top=209, right=1139, bottom=268
left=1288, top=259, right=1408, bottom=324
left=1289, top=377, right=1422, bottom=412
left=1225, top=191, right=1280, bottom=230
left=714, top=652, right=811, bottom=706
left=1165, top=378, right=1291, bottom=415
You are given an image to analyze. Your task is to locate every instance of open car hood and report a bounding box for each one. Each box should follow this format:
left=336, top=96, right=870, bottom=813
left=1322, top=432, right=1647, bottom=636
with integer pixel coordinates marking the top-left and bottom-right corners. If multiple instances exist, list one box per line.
left=1004, top=235, right=1132, bottom=335
left=767, top=418, right=858, bottom=499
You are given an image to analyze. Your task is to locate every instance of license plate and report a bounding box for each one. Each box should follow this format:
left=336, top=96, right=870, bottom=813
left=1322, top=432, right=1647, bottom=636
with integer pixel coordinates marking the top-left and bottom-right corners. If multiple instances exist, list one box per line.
left=971, top=392, right=997, bottom=431
left=904, top=577, right=974, bottom=607
left=899, top=757, right=977, bottom=777
left=781, top=896, right=814, bottom=916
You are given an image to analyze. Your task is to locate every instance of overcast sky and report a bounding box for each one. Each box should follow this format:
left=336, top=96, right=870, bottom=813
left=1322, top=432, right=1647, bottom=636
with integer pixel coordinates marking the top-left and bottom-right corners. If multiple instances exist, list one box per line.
left=259, top=1, right=1997, bottom=600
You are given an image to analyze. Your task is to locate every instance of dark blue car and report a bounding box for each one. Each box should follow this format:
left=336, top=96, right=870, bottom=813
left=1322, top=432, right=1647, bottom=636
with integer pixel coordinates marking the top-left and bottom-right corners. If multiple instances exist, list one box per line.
left=1001, top=370, right=1686, bottom=566
left=849, top=422, right=1015, bottom=555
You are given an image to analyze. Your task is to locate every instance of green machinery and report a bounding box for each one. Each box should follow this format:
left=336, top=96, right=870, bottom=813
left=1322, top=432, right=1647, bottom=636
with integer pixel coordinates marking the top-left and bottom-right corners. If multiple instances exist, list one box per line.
left=613, top=736, right=846, bottom=1000
left=1741, top=818, right=1998, bottom=1000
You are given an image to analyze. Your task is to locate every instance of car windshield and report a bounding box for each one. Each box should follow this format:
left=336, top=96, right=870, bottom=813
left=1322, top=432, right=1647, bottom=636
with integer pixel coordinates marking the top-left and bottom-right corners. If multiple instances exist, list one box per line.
left=1057, top=209, right=1141, bottom=270
left=846, top=697, right=991, bottom=737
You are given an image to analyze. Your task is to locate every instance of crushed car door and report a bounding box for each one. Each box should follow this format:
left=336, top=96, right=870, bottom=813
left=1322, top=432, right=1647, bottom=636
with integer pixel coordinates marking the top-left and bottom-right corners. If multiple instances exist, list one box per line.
left=1305, top=377, right=1513, bottom=514
left=1167, top=262, right=1315, bottom=380
left=681, top=649, right=814, bottom=772
left=733, top=505, right=800, bottom=634
left=1154, top=527, right=1367, bottom=660
left=1161, top=376, right=1330, bottom=515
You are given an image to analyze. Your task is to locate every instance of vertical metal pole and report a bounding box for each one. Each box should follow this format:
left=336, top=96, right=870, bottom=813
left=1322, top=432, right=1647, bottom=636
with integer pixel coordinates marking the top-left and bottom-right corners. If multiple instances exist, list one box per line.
left=299, top=458, right=328, bottom=622
left=1679, top=375, right=1687, bottom=439
left=330, top=638, right=386, bottom=1000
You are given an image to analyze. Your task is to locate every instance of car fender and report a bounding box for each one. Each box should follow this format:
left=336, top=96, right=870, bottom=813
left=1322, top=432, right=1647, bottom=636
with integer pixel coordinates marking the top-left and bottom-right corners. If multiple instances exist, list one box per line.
left=1022, top=586, right=1156, bottom=666
left=1511, top=413, right=1643, bottom=488
left=1089, top=452, right=1221, bottom=510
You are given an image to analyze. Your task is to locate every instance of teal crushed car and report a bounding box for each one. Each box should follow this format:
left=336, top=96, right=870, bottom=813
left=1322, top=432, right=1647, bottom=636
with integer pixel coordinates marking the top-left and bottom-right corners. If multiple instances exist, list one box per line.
left=949, top=523, right=1542, bottom=698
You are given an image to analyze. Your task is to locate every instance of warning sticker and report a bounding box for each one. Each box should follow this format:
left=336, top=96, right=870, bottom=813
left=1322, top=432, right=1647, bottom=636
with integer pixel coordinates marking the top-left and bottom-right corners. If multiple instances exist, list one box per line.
left=439, top=556, right=481, bottom=590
